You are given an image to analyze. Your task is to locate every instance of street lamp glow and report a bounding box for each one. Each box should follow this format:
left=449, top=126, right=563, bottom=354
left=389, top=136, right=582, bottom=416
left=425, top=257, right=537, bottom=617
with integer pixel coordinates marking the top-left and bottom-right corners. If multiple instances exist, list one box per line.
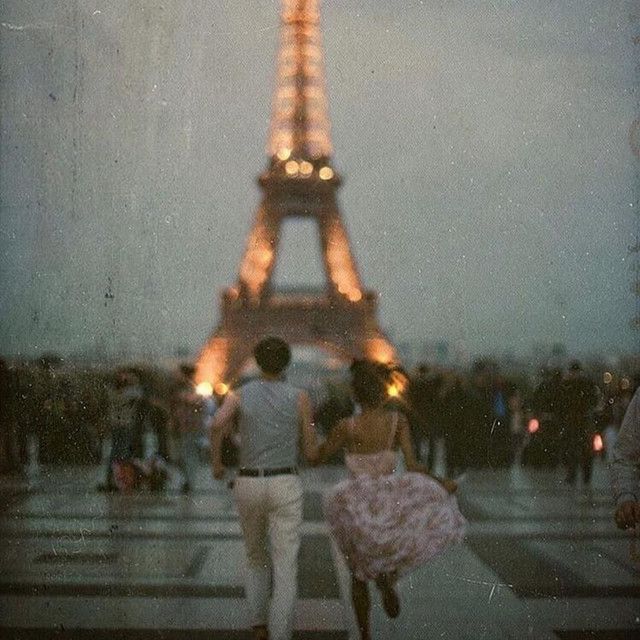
left=387, top=383, right=400, bottom=398
left=276, top=147, right=291, bottom=161
left=319, top=166, right=334, bottom=180
left=593, top=433, right=604, bottom=453
left=195, top=382, right=213, bottom=397
left=285, top=160, right=299, bottom=176
left=214, top=382, right=230, bottom=396
left=300, top=160, right=313, bottom=175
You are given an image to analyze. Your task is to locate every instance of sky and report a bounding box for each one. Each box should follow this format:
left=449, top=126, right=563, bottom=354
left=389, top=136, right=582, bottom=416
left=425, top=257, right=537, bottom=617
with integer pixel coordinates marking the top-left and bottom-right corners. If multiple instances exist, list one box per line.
left=0, top=0, right=638, bottom=363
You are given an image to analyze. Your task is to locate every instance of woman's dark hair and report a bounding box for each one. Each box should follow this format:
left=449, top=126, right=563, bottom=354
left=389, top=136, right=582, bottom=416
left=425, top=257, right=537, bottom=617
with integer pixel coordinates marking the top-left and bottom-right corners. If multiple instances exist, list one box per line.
left=351, top=360, right=386, bottom=407
left=254, top=337, right=291, bottom=375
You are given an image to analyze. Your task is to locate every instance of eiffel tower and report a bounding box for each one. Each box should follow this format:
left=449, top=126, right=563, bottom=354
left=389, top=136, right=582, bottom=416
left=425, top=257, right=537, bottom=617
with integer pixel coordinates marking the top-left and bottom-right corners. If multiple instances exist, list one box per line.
left=196, top=0, right=396, bottom=390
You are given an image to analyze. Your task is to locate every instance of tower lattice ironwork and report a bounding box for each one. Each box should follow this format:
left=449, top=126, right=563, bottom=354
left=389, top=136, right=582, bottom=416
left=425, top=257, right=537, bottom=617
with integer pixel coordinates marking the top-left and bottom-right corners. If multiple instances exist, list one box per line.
left=196, top=0, right=396, bottom=388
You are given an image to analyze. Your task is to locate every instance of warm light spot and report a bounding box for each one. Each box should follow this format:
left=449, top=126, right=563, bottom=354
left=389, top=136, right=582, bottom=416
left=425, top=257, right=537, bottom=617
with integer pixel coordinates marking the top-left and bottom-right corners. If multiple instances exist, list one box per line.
left=195, top=382, right=213, bottom=397
left=366, top=338, right=395, bottom=365
left=214, top=382, right=230, bottom=396
left=285, top=160, right=299, bottom=176
left=276, top=147, right=291, bottom=161
left=319, top=166, right=334, bottom=180
left=347, top=289, right=362, bottom=302
left=603, top=371, right=613, bottom=384
left=300, top=160, right=313, bottom=175
left=528, top=418, right=540, bottom=434
left=621, top=377, right=631, bottom=390
left=389, top=370, right=408, bottom=395
left=387, top=384, right=400, bottom=398
left=593, top=433, right=604, bottom=453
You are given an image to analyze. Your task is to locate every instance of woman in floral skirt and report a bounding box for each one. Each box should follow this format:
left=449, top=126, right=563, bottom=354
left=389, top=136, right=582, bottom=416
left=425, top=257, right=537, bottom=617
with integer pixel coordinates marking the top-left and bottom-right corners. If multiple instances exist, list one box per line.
left=317, top=362, right=466, bottom=640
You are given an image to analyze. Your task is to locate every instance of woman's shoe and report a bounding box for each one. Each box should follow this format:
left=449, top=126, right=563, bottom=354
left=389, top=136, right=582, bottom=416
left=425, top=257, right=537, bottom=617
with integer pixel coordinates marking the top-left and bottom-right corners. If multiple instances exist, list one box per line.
left=375, top=573, right=400, bottom=618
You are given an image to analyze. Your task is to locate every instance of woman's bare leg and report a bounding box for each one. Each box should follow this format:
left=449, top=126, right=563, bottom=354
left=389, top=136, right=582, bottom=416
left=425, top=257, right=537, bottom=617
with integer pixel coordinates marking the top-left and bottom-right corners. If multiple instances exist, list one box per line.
left=351, top=575, right=371, bottom=640
left=375, top=572, right=400, bottom=618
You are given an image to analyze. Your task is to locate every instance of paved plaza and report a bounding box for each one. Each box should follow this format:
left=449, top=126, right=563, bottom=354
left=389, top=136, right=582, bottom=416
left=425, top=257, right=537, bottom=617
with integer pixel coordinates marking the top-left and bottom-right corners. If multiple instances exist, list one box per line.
left=0, top=459, right=638, bottom=639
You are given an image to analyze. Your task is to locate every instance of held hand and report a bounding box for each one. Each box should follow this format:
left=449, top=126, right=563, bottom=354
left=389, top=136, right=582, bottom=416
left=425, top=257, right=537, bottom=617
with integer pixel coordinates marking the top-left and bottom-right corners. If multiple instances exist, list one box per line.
left=440, top=478, right=458, bottom=494
left=614, top=500, right=640, bottom=530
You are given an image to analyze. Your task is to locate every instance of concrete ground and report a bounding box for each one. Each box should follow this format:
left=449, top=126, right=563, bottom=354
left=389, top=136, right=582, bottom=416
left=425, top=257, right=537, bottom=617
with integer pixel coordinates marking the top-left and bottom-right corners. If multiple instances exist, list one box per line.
left=0, top=457, right=638, bottom=639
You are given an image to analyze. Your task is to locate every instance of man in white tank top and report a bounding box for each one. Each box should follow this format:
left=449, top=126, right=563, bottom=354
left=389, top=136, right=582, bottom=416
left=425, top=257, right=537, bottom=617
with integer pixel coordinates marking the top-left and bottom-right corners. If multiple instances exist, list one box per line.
left=211, top=337, right=319, bottom=640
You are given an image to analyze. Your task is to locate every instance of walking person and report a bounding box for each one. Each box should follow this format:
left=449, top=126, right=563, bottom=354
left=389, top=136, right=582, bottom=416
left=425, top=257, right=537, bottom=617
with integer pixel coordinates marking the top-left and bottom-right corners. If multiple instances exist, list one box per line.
left=210, top=337, right=319, bottom=640
left=317, top=361, right=465, bottom=640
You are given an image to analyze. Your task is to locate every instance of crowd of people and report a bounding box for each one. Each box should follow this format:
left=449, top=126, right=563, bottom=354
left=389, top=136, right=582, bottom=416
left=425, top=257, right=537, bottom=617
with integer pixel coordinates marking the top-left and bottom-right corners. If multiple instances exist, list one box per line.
left=0, top=353, right=637, bottom=491
left=0, top=357, right=215, bottom=493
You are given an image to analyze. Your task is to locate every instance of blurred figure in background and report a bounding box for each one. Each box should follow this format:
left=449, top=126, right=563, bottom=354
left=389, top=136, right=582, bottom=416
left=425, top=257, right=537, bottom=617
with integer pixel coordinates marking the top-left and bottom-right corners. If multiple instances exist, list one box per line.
left=0, top=358, right=21, bottom=474
left=486, top=375, right=514, bottom=468
left=558, top=360, right=599, bottom=488
left=528, top=367, right=564, bottom=467
left=440, top=371, right=469, bottom=477
left=170, top=364, right=206, bottom=494
left=611, top=386, right=640, bottom=530
left=97, top=369, right=144, bottom=492
left=407, top=364, right=442, bottom=467
left=508, top=385, right=527, bottom=466
left=464, top=361, right=494, bottom=468
left=601, top=380, right=634, bottom=465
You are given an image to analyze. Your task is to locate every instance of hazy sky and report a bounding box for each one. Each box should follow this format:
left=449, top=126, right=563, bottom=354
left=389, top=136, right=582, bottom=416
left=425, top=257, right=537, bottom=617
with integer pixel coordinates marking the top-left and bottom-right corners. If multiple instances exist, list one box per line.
left=1, top=0, right=638, bottom=362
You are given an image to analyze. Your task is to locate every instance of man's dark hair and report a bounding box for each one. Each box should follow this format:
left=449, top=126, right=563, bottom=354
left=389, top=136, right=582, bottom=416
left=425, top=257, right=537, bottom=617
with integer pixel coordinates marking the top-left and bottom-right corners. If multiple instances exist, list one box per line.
left=254, top=337, right=291, bottom=375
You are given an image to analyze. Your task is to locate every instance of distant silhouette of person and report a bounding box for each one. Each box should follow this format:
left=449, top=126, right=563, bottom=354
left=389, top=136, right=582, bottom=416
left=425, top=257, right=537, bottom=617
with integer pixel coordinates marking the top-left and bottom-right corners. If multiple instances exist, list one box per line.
left=558, top=361, right=599, bottom=487
left=611, top=386, right=640, bottom=530
left=440, top=371, right=468, bottom=477
left=170, top=364, right=206, bottom=494
left=211, top=337, right=319, bottom=640
left=98, top=369, right=144, bottom=491
left=407, top=364, right=441, bottom=466
left=463, top=361, right=494, bottom=468
left=529, top=368, right=564, bottom=467
left=0, top=359, right=21, bottom=473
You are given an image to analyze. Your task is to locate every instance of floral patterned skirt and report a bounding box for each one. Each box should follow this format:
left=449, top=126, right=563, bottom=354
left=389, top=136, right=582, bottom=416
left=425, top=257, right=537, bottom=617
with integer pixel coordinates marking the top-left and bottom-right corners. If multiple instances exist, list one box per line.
left=324, top=472, right=466, bottom=582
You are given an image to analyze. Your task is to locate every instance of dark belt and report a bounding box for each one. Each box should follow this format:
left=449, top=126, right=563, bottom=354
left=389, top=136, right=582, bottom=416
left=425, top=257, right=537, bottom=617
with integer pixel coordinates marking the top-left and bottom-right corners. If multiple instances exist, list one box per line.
left=238, top=466, right=298, bottom=477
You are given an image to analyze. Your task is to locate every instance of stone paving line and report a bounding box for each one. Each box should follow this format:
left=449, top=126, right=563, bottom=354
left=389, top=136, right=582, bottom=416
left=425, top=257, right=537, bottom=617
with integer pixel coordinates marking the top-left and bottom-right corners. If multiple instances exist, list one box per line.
left=0, top=461, right=638, bottom=639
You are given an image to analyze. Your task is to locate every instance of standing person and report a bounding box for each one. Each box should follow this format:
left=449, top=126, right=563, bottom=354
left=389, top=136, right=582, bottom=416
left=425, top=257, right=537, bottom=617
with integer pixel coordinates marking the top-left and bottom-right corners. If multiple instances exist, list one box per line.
left=611, top=386, right=640, bottom=530
left=558, top=361, right=599, bottom=488
left=464, top=361, right=494, bottom=468
left=0, top=359, right=21, bottom=474
left=211, top=337, right=319, bottom=640
left=170, top=364, right=206, bottom=494
left=97, top=369, right=144, bottom=492
left=317, top=362, right=465, bottom=640
left=507, top=386, right=527, bottom=466
left=440, top=370, right=468, bottom=477
left=529, top=368, right=564, bottom=467
left=407, top=364, right=441, bottom=466
left=601, top=383, right=633, bottom=465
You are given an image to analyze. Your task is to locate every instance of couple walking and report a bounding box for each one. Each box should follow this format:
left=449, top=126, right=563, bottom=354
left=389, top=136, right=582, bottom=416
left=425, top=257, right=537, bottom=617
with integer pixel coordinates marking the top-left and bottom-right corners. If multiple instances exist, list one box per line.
left=211, top=337, right=466, bottom=640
